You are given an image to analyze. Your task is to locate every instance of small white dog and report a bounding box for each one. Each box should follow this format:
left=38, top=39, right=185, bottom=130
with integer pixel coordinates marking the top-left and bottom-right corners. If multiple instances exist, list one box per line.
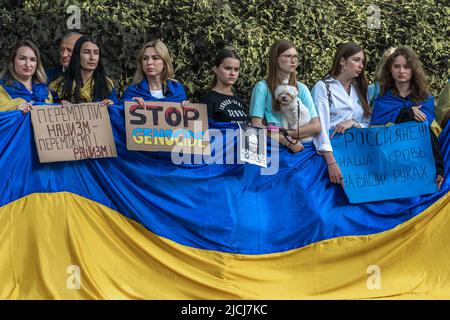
left=274, top=80, right=312, bottom=141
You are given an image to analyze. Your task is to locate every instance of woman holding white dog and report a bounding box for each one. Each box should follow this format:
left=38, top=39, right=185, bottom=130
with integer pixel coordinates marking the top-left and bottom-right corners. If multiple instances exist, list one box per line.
left=249, top=39, right=321, bottom=153
left=312, top=42, right=371, bottom=184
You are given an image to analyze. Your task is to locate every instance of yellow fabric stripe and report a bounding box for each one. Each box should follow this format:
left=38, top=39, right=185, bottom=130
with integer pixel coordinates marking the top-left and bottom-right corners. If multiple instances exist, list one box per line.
left=49, top=77, right=114, bottom=103
left=48, top=77, right=64, bottom=100
left=1, top=191, right=450, bottom=299
left=50, top=76, right=95, bottom=102
left=0, top=84, right=25, bottom=111
left=0, top=84, right=53, bottom=112
left=431, top=120, right=442, bottom=137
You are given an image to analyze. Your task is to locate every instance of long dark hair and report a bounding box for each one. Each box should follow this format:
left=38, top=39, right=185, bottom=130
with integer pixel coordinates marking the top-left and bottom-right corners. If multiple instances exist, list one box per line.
left=379, top=46, right=429, bottom=102
left=326, top=42, right=370, bottom=117
left=210, top=48, right=240, bottom=88
left=61, top=35, right=110, bottom=103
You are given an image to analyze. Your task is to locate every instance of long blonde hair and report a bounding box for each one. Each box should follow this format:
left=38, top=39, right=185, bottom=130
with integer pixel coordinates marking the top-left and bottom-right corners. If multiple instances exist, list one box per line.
left=133, top=40, right=174, bottom=85
left=0, top=39, right=47, bottom=84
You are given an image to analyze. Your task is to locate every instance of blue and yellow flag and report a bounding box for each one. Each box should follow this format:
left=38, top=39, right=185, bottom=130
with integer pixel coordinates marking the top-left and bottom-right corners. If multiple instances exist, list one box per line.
left=0, top=105, right=449, bottom=299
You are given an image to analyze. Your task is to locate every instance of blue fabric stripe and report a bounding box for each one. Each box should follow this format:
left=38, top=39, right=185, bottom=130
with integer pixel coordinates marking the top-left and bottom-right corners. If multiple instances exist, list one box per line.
left=0, top=106, right=448, bottom=254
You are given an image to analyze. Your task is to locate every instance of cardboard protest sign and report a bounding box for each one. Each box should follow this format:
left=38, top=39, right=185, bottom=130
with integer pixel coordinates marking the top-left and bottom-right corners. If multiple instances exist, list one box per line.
left=238, top=123, right=267, bottom=167
left=31, top=103, right=117, bottom=163
left=124, top=101, right=210, bottom=155
left=331, top=122, right=437, bottom=203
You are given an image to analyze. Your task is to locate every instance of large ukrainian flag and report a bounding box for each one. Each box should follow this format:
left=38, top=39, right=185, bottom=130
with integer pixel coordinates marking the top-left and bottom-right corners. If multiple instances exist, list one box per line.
left=0, top=106, right=449, bottom=299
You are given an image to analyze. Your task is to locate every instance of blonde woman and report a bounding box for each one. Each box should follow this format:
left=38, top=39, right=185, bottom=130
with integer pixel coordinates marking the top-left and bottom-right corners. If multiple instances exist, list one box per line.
left=121, top=40, right=187, bottom=104
left=0, top=39, right=52, bottom=112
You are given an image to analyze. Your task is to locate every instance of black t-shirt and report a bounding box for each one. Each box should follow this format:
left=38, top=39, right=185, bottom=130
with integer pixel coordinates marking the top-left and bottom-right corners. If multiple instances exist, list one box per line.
left=200, top=90, right=248, bottom=123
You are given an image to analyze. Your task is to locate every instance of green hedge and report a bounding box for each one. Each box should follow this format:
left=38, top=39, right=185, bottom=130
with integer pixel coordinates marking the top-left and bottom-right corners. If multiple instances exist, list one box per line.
left=1, top=0, right=448, bottom=106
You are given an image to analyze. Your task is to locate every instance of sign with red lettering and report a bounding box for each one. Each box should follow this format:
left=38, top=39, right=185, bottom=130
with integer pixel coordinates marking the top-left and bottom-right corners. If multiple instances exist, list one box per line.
left=124, top=101, right=210, bottom=155
left=30, top=103, right=117, bottom=163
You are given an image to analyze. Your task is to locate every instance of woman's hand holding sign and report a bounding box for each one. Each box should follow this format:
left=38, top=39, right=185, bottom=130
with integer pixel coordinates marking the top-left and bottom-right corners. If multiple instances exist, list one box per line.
left=133, top=97, right=146, bottom=108
left=330, top=119, right=358, bottom=138
left=181, top=100, right=191, bottom=108
left=100, top=99, right=114, bottom=107
left=60, top=100, right=72, bottom=108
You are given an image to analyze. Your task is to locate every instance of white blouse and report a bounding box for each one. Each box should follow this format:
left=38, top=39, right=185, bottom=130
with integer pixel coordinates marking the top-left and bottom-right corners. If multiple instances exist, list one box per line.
left=312, top=77, right=370, bottom=152
left=150, top=89, right=165, bottom=99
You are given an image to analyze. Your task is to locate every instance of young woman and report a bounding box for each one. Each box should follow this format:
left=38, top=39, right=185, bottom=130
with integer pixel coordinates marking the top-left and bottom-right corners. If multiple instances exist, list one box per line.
left=249, top=39, right=321, bottom=152
left=200, top=48, right=247, bottom=123
left=372, top=46, right=444, bottom=190
left=312, top=42, right=371, bottom=184
left=49, top=35, right=118, bottom=106
left=121, top=40, right=187, bottom=105
left=0, top=39, right=52, bottom=112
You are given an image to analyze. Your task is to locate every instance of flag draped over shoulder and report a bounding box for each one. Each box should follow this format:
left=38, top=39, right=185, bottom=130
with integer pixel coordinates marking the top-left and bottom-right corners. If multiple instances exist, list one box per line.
left=0, top=79, right=52, bottom=111
left=0, top=79, right=51, bottom=104
left=372, top=90, right=436, bottom=125
left=120, top=78, right=187, bottom=103
left=0, top=105, right=449, bottom=299
left=48, top=77, right=119, bottom=104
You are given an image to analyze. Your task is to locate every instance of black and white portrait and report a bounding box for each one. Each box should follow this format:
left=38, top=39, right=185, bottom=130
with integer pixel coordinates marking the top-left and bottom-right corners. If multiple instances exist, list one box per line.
left=238, top=124, right=267, bottom=167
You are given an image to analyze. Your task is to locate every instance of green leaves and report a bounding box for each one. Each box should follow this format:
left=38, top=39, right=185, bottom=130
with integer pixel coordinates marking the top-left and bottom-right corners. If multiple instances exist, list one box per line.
left=0, top=0, right=448, bottom=101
